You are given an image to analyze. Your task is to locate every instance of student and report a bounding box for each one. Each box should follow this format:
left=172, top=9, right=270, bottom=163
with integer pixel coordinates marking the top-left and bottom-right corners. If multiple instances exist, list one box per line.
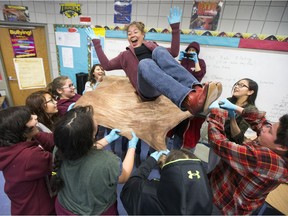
left=83, top=63, right=105, bottom=93
left=51, top=106, right=138, bottom=215
left=207, top=78, right=258, bottom=172
left=179, top=41, right=206, bottom=82
left=26, top=90, right=59, bottom=132
left=120, top=148, right=213, bottom=215
left=208, top=100, right=288, bottom=215
left=172, top=41, right=207, bottom=150
left=47, top=76, right=81, bottom=116
left=223, top=78, right=258, bottom=142
left=0, top=106, right=55, bottom=215
left=85, top=6, right=222, bottom=117
left=83, top=64, right=115, bottom=151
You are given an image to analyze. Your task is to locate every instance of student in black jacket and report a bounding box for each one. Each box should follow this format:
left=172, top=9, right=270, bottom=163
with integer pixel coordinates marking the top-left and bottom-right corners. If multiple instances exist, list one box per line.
left=120, top=148, right=213, bottom=215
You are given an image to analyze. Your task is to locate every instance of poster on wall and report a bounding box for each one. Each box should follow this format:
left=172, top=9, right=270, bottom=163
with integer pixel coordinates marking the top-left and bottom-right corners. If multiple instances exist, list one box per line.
left=189, top=1, right=223, bottom=31
left=55, top=30, right=81, bottom=47
left=91, top=28, right=106, bottom=65
left=13, top=58, right=46, bottom=90
left=9, top=29, right=36, bottom=58
left=114, top=0, right=132, bottom=24
left=60, top=3, right=81, bottom=18
left=3, top=4, right=30, bottom=22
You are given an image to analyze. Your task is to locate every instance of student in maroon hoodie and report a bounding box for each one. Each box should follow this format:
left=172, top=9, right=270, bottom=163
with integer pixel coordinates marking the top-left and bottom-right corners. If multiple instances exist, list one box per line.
left=0, top=106, right=55, bottom=215
left=47, top=76, right=81, bottom=116
left=179, top=41, right=206, bottom=83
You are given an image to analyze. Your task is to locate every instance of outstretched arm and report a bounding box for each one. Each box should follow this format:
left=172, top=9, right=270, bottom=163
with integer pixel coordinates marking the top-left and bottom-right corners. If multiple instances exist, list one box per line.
left=219, top=99, right=266, bottom=135
left=95, top=128, right=121, bottom=149
left=85, top=27, right=123, bottom=71
left=118, top=131, right=138, bottom=183
left=167, top=6, right=182, bottom=57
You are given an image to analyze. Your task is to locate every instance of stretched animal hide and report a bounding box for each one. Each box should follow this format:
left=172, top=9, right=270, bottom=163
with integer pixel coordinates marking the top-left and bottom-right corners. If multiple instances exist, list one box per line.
left=75, top=76, right=192, bottom=150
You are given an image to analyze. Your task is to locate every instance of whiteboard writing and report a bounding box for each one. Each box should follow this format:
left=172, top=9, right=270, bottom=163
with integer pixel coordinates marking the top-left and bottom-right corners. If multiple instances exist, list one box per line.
left=269, top=94, right=288, bottom=122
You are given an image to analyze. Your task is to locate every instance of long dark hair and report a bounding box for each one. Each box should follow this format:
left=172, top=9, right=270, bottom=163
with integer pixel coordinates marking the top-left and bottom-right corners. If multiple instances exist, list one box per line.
left=275, top=114, right=288, bottom=149
left=0, top=106, right=32, bottom=147
left=51, top=106, right=95, bottom=192
left=54, top=105, right=95, bottom=160
left=88, top=64, right=105, bottom=86
left=230, top=78, right=258, bottom=105
left=26, top=90, right=58, bottom=131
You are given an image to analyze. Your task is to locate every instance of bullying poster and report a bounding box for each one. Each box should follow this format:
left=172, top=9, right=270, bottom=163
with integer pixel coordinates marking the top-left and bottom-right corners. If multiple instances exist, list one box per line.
left=9, top=29, right=36, bottom=58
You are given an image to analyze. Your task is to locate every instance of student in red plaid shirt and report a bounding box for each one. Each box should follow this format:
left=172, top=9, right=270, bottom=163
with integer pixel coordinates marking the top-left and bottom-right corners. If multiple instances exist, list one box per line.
left=207, top=99, right=288, bottom=215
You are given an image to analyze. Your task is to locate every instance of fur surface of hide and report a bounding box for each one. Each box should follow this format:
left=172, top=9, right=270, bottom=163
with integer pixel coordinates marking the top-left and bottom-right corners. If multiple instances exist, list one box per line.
left=76, top=76, right=192, bottom=150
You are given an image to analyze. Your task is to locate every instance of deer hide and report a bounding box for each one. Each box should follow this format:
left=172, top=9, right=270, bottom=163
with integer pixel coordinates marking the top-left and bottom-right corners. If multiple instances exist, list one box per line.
left=75, top=76, right=192, bottom=150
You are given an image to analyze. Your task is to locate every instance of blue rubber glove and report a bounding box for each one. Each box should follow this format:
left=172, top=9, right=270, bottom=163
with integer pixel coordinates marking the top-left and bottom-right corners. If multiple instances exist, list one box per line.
left=189, top=52, right=199, bottom=63
left=178, top=51, right=185, bottom=61
left=167, top=6, right=182, bottom=25
left=209, top=100, right=220, bottom=109
left=150, top=150, right=169, bottom=161
left=67, top=102, right=75, bottom=111
left=162, top=149, right=170, bottom=155
left=128, top=131, right=139, bottom=149
left=85, top=27, right=99, bottom=40
left=105, top=129, right=121, bottom=143
left=219, top=99, right=237, bottom=111
left=228, top=110, right=236, bottom=118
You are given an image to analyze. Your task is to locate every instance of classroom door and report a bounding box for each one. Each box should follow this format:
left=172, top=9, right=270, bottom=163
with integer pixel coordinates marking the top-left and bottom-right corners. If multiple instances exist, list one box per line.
left=0, top=25, right=52, bottom=106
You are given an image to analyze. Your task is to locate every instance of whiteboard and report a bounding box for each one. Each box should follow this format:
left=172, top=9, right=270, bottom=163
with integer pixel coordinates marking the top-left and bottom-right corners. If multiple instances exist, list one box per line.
left=199, top=46, right=288, bottom=123
left=104, top=38, right=288, bottom=122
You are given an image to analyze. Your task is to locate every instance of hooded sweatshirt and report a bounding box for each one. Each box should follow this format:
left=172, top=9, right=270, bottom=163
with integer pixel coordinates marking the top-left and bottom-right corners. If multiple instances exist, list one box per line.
left=91, top=23, right=180, bottom=100
left=57, top=93, right=81, bottom=116
left=0, top=132, right=55, bottom=215
left=181, top=41, right=206, bottom=82
left=120, top=157, right=213, bottom=215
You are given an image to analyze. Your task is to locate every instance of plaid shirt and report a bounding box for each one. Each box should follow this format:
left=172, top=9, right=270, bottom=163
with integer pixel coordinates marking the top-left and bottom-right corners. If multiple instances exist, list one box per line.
left=208, top=108, right=288, bottom=215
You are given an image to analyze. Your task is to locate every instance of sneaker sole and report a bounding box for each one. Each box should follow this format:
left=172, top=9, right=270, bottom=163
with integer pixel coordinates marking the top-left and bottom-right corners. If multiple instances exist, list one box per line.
left=201, top=82, right=223, bottom=115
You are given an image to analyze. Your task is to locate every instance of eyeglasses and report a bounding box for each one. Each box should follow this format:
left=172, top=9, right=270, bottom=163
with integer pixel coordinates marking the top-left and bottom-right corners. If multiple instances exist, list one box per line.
left=61, top=83, right=74, bottom=89
left=235, top=83, right=249, bottom=89
left=45, top=99, right=56, bottom=104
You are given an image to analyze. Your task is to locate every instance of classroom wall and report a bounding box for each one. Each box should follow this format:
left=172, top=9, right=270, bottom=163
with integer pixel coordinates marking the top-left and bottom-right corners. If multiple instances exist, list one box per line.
left=0, top=0, right=287, bottom=78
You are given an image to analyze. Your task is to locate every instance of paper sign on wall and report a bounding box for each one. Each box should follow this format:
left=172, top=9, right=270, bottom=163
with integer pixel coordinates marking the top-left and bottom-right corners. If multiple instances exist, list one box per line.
left=55, top=31, right=80, bottom=47
left=13, top=58, right=46, bottom=89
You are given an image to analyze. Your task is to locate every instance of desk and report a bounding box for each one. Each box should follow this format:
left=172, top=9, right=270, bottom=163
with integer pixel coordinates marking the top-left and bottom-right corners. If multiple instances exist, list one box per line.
left=265, top=183, right=288, bottom=215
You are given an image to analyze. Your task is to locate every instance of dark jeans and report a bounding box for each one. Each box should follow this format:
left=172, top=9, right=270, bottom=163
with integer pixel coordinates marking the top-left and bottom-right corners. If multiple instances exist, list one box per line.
left=138, top=46, right=200, bottom=109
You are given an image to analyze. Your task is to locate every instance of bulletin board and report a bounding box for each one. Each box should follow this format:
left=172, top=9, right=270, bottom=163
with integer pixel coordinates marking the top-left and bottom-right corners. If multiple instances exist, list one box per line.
left=54, top=24, right=90, bottom=88
left=54, top=25, right=288, bottom=122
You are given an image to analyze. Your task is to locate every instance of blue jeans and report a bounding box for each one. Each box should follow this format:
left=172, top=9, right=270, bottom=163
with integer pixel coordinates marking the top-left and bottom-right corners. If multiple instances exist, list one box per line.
left=137, top=46, right=200, bottom=109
